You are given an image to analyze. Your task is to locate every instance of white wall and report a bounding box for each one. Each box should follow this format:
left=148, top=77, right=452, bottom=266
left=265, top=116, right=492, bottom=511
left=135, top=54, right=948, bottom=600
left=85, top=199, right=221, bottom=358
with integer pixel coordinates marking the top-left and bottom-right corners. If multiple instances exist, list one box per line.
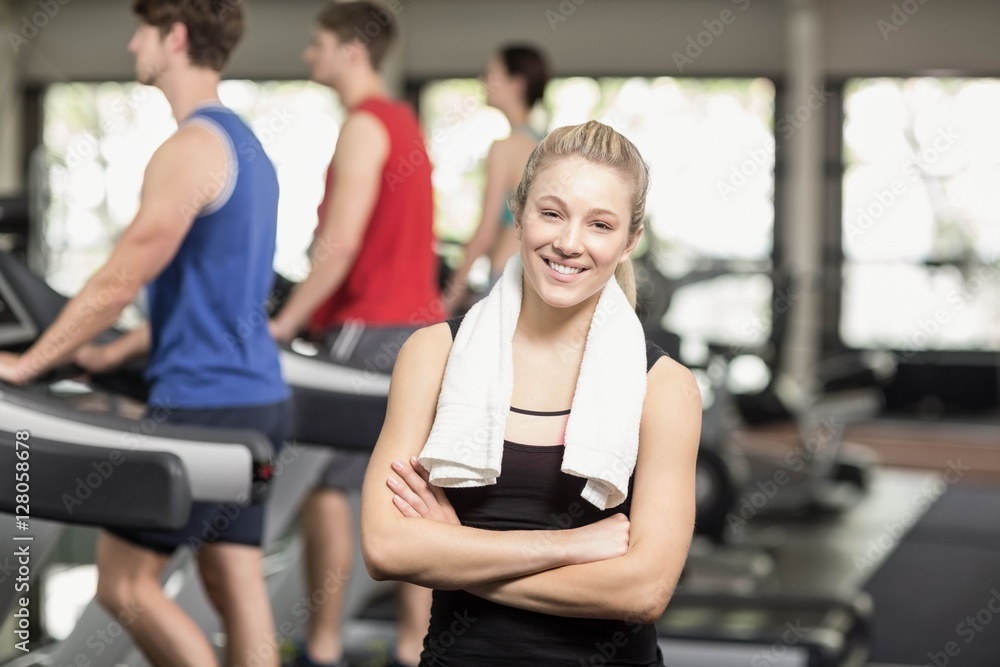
left=400, top=0, right=785, bottom=77
left=823, top=0, right=1000, bottom=76
left=11, top=0, right=1000, bottom=82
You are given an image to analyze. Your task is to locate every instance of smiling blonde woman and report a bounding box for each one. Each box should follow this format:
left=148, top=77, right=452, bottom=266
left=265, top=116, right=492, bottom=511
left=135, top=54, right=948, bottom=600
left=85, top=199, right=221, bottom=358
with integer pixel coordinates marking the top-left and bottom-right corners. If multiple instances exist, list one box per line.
left=361, top=121, right=702, bottom=667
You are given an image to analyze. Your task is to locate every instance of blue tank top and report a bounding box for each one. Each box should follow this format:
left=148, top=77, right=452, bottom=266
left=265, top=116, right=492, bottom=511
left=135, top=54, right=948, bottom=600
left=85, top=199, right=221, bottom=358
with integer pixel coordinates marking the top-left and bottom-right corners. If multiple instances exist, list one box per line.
left=146, top=104, right=289, bottom=409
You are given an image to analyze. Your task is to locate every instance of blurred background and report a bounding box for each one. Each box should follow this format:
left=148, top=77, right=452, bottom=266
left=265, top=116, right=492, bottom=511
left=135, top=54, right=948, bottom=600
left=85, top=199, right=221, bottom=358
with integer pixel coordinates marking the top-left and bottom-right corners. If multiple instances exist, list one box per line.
left=0, top=1, right=998, bottom=666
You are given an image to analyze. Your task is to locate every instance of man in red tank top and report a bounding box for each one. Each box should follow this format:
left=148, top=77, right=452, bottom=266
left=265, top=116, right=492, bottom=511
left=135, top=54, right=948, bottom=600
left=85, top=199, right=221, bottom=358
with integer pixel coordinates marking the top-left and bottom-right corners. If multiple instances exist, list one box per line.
left=270, top=4, right=439, bottom=667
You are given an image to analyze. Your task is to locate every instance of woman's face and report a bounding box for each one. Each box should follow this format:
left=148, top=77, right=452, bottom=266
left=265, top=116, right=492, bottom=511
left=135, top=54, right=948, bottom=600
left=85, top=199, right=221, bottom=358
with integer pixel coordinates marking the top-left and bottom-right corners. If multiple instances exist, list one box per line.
left=483, top=55, right=520, bottom=109
left=516, top=156, right=641, bottom=310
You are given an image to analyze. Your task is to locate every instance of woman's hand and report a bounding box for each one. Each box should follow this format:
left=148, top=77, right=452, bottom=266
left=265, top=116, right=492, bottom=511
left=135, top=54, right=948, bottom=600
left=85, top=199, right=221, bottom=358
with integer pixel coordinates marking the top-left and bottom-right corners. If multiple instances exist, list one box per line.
left=387, top=456, right=461, bottom=525
left=563, top=513, right=630, bottom=564
left=389, top=455, right=629, bottom=563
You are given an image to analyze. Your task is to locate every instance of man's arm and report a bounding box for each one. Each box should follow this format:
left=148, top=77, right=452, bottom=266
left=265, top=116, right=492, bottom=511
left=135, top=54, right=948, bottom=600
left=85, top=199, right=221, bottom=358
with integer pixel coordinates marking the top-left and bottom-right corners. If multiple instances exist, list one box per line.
left=270, top=112, right=390, bottom=342
left=75, top=323, right=151, bottom=375
left=0, top=124, right=227, bottom=384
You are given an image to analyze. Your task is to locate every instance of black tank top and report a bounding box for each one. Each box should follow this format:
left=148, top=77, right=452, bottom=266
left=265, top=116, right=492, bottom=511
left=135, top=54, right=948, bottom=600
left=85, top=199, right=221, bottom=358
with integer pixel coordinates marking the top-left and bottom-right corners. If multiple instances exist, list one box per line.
left=419, top=318, right=667, bottom=667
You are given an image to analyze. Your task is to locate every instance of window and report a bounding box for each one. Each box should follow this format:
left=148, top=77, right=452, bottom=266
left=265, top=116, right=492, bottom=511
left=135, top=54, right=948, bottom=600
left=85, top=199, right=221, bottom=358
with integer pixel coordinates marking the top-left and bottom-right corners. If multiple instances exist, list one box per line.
left=840, top=78, right=1000, bottom=352
left=39, top=80, right=343, bottom=300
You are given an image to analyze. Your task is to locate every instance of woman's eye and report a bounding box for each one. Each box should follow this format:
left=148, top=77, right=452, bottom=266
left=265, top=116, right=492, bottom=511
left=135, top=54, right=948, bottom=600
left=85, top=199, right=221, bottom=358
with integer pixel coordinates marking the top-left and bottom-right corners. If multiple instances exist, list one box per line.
left=542, top=210, right=559, bottom=218
left=594, top=221, right=612, bottom=230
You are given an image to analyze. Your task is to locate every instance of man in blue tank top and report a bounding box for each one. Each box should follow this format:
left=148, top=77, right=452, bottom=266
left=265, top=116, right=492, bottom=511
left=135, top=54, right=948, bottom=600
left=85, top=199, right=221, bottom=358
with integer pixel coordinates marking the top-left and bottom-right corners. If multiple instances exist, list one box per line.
left=0, top=2, right=290, bottom=666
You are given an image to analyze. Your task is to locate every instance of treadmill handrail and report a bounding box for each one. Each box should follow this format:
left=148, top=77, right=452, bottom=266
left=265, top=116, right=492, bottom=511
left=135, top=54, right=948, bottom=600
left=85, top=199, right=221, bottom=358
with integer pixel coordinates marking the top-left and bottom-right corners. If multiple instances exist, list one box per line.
left=0, top=387, right=273, bottom=461
left=0, top=430, right=192, bottom=530
left=281, top=349, right=391, bottom=395
left=0, top=387, right=272, bottom=503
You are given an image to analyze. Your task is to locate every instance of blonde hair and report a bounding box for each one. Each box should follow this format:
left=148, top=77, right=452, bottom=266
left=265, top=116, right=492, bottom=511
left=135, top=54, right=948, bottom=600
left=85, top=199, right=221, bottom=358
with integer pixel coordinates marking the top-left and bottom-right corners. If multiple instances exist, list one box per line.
left=509, top=121, right=649, bottom=308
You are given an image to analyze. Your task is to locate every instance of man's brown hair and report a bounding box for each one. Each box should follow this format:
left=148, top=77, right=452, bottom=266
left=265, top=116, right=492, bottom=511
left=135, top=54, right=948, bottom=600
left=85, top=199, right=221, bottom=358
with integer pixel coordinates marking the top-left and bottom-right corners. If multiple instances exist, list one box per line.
left=316, top=1, right=397, bottom=71
left=132, top=0, right=244, bottom=72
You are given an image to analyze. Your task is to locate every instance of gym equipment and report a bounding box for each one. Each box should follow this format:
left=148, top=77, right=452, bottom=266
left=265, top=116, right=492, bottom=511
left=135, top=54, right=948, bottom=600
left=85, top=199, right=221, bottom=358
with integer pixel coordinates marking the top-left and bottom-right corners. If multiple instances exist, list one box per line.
left=635, top=250, right=886, bottom=523
left=658, top=592, right=872, bottom=667
left=0, top=428, right=190, bottom=621
left=0, top=254, right=394, bottom=666
left=634, top=256, right=878, bottom=665
left=0, top=252, right=275, bottom=666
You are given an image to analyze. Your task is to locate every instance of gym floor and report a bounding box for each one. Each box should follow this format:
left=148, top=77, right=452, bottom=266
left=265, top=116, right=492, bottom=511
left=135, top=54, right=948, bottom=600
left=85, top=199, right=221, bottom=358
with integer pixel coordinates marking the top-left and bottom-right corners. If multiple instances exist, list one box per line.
left=734, top=416, right=1000, bottom=667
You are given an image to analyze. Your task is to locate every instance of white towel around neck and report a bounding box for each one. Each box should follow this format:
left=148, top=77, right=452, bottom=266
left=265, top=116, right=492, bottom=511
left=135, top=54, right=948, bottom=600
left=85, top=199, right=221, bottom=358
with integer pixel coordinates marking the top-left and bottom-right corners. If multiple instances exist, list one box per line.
left=417, top=254, right=647, bottom=510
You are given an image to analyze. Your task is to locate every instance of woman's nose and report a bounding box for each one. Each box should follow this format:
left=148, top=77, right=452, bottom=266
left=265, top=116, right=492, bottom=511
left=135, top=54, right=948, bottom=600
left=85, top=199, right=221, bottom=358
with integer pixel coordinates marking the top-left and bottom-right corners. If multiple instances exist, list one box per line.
left=553, top=221, right=583, bottom=255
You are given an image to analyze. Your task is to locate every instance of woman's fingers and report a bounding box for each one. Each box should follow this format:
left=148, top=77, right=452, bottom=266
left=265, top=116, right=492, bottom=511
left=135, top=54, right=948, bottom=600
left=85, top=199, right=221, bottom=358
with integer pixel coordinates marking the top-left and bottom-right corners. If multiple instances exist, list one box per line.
left=387, top=474, right=429, bottom=516
left=407, top=457, right=461, bottom=524
left=393, top=458, right=438, bottom=506
left=392, top=459, right=426, bottom=489
left=391, top=493, right=419, bottom=518
left=410, top=456, right=431, bottom=480
left=388, top=459, right=460, bottom=524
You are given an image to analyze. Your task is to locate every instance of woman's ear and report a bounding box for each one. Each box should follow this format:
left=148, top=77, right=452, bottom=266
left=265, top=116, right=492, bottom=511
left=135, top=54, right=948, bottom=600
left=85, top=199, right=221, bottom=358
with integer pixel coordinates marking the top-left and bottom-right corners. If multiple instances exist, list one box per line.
left=512, top=200, right=524, bottom=240
left=620, top=225, right=644, bottom=264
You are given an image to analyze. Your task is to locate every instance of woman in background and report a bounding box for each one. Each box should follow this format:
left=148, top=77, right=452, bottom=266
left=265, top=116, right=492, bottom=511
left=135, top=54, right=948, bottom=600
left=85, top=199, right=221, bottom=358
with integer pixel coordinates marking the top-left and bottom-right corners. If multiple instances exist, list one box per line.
left=444, top=44, right=551, bottom=312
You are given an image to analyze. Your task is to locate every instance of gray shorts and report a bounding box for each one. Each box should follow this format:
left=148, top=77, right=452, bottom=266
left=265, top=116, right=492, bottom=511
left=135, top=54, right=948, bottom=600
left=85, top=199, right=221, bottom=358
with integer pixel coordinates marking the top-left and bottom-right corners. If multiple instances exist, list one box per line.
left=317, top=323, right=419, bottom=491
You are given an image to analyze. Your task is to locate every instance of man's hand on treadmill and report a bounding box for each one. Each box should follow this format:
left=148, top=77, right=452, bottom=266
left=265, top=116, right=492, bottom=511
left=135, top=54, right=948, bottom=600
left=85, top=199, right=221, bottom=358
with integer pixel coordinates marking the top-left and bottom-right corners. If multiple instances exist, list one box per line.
left=74, top=344, right=123, bottom=375
left=0, top=352, right=31, bottom=386
left=268, top=318, right=296, bottom=346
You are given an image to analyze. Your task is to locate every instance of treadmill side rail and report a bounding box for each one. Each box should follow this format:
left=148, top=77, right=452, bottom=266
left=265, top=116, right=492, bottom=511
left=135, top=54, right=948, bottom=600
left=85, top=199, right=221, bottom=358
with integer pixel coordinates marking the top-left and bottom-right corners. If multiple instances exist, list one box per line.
left=0, top=388, right=274, bottom=503
left=0, top=431, right=192, bottom=530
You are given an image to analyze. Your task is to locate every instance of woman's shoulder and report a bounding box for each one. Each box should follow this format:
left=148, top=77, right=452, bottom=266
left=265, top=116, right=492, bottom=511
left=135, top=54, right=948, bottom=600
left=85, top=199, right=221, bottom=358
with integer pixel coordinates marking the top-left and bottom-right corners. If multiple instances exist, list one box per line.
left=404, top=321, right=454, bottom=353
left=644, top=348, right=701, bottom=413
left=396, top=322, right=454, bottom=376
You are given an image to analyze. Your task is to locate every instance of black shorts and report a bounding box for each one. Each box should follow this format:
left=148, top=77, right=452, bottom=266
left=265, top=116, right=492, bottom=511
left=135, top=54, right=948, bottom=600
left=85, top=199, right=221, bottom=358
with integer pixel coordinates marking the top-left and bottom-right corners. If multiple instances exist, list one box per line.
left=107, top=399, right=292, bottom=554
left=318, top=323, right=417, bottom=491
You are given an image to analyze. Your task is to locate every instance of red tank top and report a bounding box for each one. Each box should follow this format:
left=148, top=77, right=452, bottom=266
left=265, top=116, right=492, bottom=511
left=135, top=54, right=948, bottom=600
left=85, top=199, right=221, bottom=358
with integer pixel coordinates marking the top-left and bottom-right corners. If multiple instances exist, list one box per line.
left=308, top=97, right=441, bottom=332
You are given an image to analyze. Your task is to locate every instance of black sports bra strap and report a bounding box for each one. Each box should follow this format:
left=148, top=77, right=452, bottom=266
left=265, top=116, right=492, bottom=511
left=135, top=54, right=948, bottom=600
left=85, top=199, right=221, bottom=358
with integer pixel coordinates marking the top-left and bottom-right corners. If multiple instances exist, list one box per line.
left=446, top=315, right=464, bottom=340
left=646, top=340, right=669, bottom=372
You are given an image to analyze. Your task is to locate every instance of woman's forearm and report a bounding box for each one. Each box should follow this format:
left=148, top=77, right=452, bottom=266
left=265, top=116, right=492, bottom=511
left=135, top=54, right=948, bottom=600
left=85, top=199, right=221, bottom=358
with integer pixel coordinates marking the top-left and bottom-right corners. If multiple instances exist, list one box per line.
left=466, top=549, right=681, bottom=624
left=364, top=450, right=630, bottom=591
left=362, top=515, right=580, bottom=589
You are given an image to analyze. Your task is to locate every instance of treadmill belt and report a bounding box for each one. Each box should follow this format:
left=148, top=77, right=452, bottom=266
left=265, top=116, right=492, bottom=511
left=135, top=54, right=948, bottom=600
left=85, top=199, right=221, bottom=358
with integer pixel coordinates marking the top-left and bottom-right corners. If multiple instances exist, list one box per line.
left=865, top=486, right=1000, bottom=667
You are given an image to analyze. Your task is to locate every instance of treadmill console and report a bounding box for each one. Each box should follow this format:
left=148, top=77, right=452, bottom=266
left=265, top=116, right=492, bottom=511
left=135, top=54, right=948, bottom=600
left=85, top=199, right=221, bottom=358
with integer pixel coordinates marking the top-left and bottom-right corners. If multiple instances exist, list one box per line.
left=0, top=269, right=36, bottom=348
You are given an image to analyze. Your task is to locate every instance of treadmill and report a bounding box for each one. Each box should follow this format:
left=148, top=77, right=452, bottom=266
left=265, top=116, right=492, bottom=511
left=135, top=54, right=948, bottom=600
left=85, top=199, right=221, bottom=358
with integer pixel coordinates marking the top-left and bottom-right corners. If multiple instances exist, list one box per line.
left=0, top=254, right=275, bottom=666
left=0, top=253, right=397, bottom=666
left=267, top=317, right=396, bottom=660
